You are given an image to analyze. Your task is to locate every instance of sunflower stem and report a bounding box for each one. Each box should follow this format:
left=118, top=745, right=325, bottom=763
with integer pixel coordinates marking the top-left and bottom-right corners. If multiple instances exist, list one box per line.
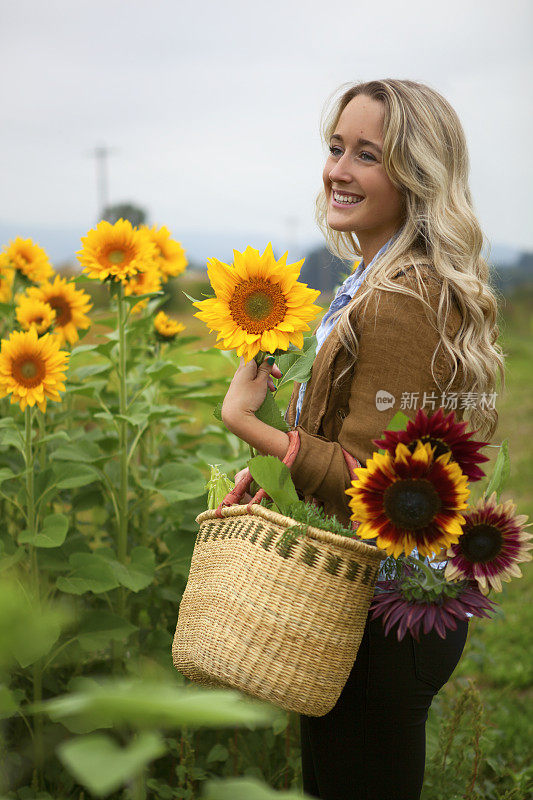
left=25, top=407, right=44, bottom=790
left=405, top=554, right=445, bottom=589
left=115, top=283, right=129, bottom=665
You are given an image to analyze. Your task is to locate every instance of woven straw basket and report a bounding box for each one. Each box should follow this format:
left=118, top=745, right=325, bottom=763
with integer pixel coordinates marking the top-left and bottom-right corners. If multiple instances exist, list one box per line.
left=172, top=431, right=387, bottom=717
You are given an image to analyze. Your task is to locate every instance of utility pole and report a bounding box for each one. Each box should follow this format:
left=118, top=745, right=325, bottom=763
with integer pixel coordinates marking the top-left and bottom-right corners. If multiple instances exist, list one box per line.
left=90, top=145, right=117, bottom=221
left=285, top=215, right=299, bottom=261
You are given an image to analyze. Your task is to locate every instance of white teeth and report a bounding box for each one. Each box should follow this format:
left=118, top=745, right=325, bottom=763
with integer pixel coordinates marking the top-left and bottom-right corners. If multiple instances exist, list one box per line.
left=333, top=192, right=363, bottom=204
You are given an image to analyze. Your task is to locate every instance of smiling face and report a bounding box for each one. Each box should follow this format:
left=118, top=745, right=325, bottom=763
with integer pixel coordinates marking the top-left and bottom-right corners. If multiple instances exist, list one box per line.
left=323, top=94, right=406, bottom=245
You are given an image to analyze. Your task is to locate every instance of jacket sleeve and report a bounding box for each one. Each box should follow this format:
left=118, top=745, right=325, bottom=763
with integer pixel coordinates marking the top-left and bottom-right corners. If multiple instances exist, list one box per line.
left=287, top=272, right=461, bottom=516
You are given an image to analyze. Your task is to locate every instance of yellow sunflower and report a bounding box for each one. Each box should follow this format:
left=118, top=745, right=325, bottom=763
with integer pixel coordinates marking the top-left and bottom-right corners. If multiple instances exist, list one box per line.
left=15, top=295, right=56, bottom=336
left=124, top=261, right=162, bottom=314
left=193, top=243, right=322, bottom=360
left=0, top=326, right=69, bottom=412
left=24, top=275, right=93, bottom=346
left=141, top=225, right=187, bottom=283
left=77, top=219, right=157, bottom=284
left=2, top=238, right=54, bottom=284
left=154, top=311, right=185, bottom=341
left=346, top=440, right=470, bottom=559
left=0, top=255, right=15, bottom=302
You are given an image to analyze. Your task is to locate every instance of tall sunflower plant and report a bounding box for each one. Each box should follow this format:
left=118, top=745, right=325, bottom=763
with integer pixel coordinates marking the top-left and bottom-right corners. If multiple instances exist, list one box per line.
left=191, top=242, right=322, bottom=439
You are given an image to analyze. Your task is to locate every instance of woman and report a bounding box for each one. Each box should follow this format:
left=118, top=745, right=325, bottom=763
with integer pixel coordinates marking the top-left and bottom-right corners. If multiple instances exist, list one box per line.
left=221, top=79, right=504, bottom=799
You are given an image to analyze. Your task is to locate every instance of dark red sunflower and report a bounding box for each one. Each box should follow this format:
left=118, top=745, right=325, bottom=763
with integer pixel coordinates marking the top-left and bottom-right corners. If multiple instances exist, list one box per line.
left=370, top=577, right=497, bottom=641
left=346, top=441, right=470, bottom=559
left=372, top=407, right=490, bottom=482
left=445, top=491, right=533, bottom=594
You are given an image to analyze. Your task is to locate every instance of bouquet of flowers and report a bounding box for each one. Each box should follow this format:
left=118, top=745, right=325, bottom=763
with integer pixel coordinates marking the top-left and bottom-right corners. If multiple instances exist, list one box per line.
left=347, top=407, right=533, bottom=641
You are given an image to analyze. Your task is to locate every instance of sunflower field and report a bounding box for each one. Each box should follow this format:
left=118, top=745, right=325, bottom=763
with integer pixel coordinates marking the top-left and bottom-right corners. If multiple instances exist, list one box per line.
left=0, top=224, right=532, bottom=800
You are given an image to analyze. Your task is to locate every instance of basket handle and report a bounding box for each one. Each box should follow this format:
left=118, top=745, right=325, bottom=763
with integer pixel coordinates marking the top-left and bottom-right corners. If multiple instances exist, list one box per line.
left=215, top=430, right=363, bottom=533
left=214, top=430, right=300, bottom=517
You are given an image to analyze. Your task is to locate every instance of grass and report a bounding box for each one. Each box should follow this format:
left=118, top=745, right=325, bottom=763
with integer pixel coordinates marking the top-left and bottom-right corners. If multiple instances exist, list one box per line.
left=424, top=289, right=533, bottom=790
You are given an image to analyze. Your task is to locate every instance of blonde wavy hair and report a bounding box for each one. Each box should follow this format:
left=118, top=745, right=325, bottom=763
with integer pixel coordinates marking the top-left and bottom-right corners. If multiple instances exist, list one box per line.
left=316, top=78, right=505, bottom=442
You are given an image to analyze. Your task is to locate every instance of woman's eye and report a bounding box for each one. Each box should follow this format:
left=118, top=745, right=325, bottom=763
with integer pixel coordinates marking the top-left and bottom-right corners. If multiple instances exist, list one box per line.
left=328, top=145, right=376, bottom=162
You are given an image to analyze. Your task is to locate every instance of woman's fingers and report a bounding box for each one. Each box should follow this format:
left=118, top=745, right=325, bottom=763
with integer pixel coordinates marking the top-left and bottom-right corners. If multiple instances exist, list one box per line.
left=233, top=467, right=250, bottom=484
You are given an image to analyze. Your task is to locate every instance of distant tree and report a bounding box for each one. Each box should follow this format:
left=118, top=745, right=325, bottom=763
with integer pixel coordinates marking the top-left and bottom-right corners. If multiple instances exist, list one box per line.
left=301, top=245, right=353, bottom=294
left=103, top=202, right=148, bottom=227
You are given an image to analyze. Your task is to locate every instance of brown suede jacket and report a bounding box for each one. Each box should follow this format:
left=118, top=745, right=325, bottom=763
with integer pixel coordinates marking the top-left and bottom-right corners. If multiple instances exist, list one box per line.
left=284, top=263, right=465, bottom=528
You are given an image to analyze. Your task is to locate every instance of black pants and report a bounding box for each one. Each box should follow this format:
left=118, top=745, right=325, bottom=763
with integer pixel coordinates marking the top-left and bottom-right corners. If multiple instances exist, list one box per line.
left=299, top=613, right=469, bottom=800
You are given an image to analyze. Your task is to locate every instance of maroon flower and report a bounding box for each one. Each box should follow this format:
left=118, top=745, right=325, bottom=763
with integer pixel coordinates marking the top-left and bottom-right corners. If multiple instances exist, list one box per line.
left=370, top=577, right=497, bottom=641
left=373, top=407, right=490, bottom=482
left=445, top=491, right=533, bottom=594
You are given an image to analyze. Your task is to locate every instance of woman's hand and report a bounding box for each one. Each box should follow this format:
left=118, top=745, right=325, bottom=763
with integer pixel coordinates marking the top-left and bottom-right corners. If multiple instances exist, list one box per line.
left=221, top=356, right=282, bottom=433
left=233, top=467, right=253, bottom=504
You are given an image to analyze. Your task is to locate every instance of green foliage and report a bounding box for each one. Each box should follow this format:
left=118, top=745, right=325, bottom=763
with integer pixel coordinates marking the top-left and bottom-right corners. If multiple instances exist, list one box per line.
left=57, top=731, right=167, bottom=797
left=283, top=499, right=355, bottom=538
left=484, top=438, right=510, bottom=501
left=247, top=455, right=300, bottom=515
left=254, top=388, right=289, bottom=432
left=0, top=271, right=531, bottom=799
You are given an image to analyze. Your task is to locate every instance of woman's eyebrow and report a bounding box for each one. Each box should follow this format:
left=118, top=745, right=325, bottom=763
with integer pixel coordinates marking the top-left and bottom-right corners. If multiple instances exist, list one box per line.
left=330, top=133, right=383, bottom=155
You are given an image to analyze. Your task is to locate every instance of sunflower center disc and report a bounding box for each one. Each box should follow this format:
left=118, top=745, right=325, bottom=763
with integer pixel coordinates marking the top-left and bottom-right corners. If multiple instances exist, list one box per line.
left=229, top=280, right=287, bottom=334
left=50, top=297, right=72, bottom=324
left=20, top=360, right=38, bottom=380
left=460, top=524, right=502, bottom=562
left=108, top=249, right=126, bottom=265
left=383, top=478, right=441, bottom=529
left=410, top=436, right=450, bottom=460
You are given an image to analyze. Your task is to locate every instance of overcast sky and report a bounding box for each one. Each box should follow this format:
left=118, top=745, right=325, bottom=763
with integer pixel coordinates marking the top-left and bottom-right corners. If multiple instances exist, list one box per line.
left=2, top=0, right=532, bottom=265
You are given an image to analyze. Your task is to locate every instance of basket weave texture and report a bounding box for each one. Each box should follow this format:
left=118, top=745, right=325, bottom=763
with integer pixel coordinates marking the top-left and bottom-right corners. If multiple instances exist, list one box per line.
left=172, top=496, right=386, bottom=716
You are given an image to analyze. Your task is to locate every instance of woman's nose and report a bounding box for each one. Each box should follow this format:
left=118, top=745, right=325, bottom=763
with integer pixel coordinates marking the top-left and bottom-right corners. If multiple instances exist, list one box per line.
left=329, top=153, right=353, bottom=183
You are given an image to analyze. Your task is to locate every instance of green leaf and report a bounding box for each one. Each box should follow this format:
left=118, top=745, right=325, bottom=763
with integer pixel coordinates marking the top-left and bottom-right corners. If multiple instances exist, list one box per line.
left=202, top=776, right=310, bottom=799
left=0, top=467, right=17, bottom=486
left=40, top=679, right=281, bottom=730
left=109, top=547, right=155, bottom=592
left=53, top=463, right=100, bottom=489
left=0, top=548, right=25, bottom=573
left=145, top=360, right=180, bottom=381
left=19, top=513, right=69, bottom=548
left=139, top=463, right=207, bottom=503
left=50, top=441, right=103, bottom=463
left=77, top=612, right=137, bottom=652
left=247, top=456, right=300, bottom=516
left=124, top=290, right=164, bottom=305
left=484, top=439, right=510, bottom=501
left=56, top=552, right=120, bottom=595
left=254, top=390, right=289, bottom=432
left=384, top=410, right=411, bottom=432
left=57, top=732, right=166, bottom=797
left=0, top=684, right=19, bottom=720
left=73, top=363, right=113, bottom=381
left=213, top=400, right=223, bottom=422
left=182, top=289, right=202, bottom=303
left=6, top=586, right=68, bottom=668
left=33, top=430, right=70, bottom=446
left=115, top=412, right=148, bottom=427
left=206, top=743, right=230, bottom=764
left=0, top=426, right=25, bottom=454
left=70, top=341, right=117, bottom=361
left=276, top=336, right=317, bottom=389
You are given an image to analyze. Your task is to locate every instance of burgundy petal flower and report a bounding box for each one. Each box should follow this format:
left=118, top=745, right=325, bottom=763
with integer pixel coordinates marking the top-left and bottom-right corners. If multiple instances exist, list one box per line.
left=372, top=407, right=490, bottom=482
left=445, top=491, right=533, bottom=593
left=370, top=578, right=497, bottom=641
